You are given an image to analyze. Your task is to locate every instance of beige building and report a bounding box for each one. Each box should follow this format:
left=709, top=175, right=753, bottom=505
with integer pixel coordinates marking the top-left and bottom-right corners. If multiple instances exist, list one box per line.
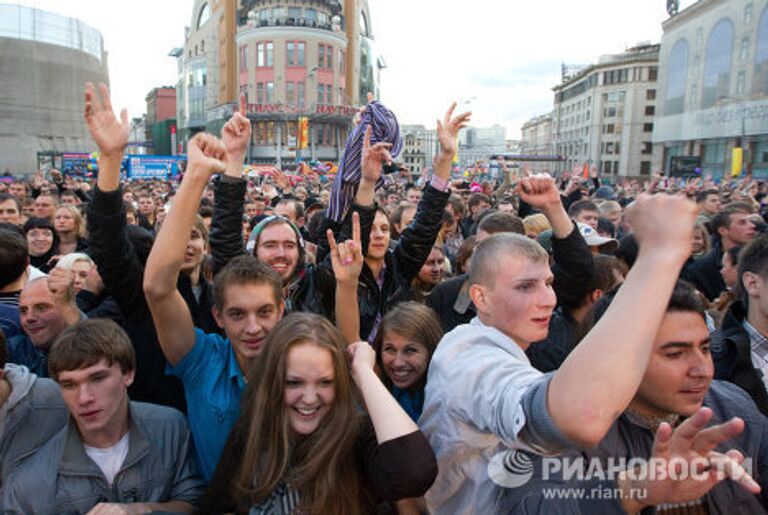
left=552, top=44, right=660, bottom=177
left=654, top=0, right=768, bottom=178
left=177, top=0, right=380, bottom=168
left=520, top=112, right=555, bottom=173
left=400, top=124, right=438, bottom=174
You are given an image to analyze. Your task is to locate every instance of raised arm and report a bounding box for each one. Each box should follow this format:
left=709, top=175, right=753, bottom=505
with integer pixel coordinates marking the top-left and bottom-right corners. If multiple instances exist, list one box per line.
left=328, top=212, right=363, bottom=343
left=83, top=83, right=149, bottom=316
left=209, top=97, right=252, bottom=275
left=394, top=104, right=469, bottom=281
left=548, top=194, right=697, bottom=448
left=143, top=134, right=227, bottom=365
left=517, top=174, right=594, bottom=307
left=348, top=341, right=419, bottom=443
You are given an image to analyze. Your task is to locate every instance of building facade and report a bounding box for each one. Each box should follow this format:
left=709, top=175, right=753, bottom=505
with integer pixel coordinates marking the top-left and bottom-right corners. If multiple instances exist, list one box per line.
left=145, top=87, right=177, bottom=155
left=400, top=124, right=438, bottom=174
left=654, top=0, right=768, bottom=178
left=0, top=3, right=109, bottom=175
left=520, top=112, right=555, bottom=173
left=177, top=0, right=380, bottom=168
left=458, top=125, right=508, bottom=168
left=552, top=44, right=660, bottom=178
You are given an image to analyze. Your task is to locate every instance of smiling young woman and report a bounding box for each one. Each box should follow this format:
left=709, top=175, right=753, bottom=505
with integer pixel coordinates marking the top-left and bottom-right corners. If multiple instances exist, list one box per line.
left=198, top=313, right=437, bottom=514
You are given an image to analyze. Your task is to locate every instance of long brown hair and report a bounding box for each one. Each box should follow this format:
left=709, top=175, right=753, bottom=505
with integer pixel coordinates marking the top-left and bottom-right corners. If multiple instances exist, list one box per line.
left=234, top=313, right=365, bottom=513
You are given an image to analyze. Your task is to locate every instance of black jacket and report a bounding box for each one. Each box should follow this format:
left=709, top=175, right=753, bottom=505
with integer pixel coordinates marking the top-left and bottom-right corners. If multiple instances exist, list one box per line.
left=345, top=183, right=450, bottom=341
left=712, top=300, right=768, bottom=416
left=682, top=239, right=726, bottom=301
left=87, top=186, right=186, bottom=412
left=209, top=175, right=336, bottom=317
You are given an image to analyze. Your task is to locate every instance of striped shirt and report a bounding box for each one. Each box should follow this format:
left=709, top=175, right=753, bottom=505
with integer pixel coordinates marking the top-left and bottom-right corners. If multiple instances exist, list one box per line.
left=327, top=101, right=403, bottom=222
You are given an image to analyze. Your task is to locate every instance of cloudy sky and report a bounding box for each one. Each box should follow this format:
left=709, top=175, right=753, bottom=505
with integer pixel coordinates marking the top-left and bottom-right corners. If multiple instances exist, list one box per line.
left=13, top=0, right=696, bottom=138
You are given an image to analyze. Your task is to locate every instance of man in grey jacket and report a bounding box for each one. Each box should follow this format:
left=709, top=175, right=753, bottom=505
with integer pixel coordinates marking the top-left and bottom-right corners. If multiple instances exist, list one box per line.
left=2, top=319, right=204, bottom=514
left=0, top=330, right=68, bottom=494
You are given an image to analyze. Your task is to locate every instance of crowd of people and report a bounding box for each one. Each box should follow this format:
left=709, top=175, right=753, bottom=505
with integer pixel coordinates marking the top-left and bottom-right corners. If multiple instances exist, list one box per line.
left=1, top=82, right=768, bottom=513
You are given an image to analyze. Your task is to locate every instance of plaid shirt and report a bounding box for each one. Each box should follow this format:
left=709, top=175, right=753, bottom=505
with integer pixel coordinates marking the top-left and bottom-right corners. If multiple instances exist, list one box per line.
left=743, top=320, right=768, bottom=392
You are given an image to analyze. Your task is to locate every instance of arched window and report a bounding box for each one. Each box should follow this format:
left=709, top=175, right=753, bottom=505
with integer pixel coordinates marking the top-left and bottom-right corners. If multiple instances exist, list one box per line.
left=702, top=19, right=734, bottom=108
left=197, top=3, right=211, bottom=29
left=753, top=7, right=768, bottom=95
left=665, top=39, right=688, bottom=115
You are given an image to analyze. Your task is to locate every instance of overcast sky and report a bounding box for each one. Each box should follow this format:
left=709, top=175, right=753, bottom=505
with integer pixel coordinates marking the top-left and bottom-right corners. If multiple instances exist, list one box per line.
left=14, top=0, right=696, bottom=139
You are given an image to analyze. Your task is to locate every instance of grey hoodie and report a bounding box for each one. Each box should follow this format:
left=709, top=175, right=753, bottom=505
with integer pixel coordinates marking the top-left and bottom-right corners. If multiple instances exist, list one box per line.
left=0, top=364, right=68, bottom=492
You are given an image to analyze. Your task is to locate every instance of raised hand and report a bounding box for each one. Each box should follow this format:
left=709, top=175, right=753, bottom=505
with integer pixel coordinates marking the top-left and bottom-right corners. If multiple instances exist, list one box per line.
left=47, top=267, right=75, bottom=302
left=516, top=172, right=562, bottom=213
left=437, top=102, right=471, bottom=157
left=221, top=94, right=251, bottom=159
left=347, top=340, right=377, bottom=380
left=84, top=82, right=129, bottom=158
left=186, top=133, right=227, bottom=178
left=361, top=125, right=392, bottom=185
left=328, top=212, right=363, bottom=286
left=624, top=193, right=696, bottom=260
left=620, top=408, right=759, bottom=512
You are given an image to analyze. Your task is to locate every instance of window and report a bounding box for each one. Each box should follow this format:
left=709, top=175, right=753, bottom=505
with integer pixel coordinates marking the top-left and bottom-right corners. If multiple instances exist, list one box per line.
left=317, top=83, right=332, bottom=104
left=646, top=89, right=656, bottom=100
left=640, top=161, right=652, bottom=175
left=297, top=82, right=305, bottom=109
left=239, top=45, right=247, bottom=71
left=256, top=42, right=273, bottom=67
left=642, top=142, right=653, bottom=155
left=737, top=70, right=747, bottom=94
left=286, top=82, right=295, bottom=106
left=605, top=142, right=614, bottom=154
left=318, top=44, right=333, bottom=69
left=665, top=39, right=688, bottom=115
left=604, top=107, right=616, bottom=117
left=197, top=3, right=211, bottom=29
left=603, top=124, right=615, bottom=134
left=266, top=82, right=274, bottom=103
left=643, top=123, right=654, bottom=132
left=746, top=3, right=754, bottom=24
left=645, top=105, right=655, bottom=116
left=741, top=37, right=750, bottom=60
left=257, top=83, right=264, bottom=103
left=288, top=7, right=301, bottom=22
left=287, top=41, right=305, bottom=67
left=648, top=67, right=658, bottom=81
left=305, top=8, right=317, bottom=24
left=754, top=8, right=768, bottom=95
left=702, top=19, right=734, bottom=108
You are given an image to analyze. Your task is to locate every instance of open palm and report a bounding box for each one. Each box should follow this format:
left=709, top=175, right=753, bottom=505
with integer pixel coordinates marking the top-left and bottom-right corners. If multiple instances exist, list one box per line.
left=84, top=82, right=129, bottom=157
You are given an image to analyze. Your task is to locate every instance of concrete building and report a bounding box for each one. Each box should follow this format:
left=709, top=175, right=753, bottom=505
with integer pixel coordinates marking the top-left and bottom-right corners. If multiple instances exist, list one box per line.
left=654, top=0, right=768, bottom=178
left=400, top=124, right=438, bottom=174
left=0, top=3, right=109, bottom=175
left=520, top=112, right=555, bottom=173
left=552, top=44, right=660, bottom=178
left=177, top=0, right=380, bottom=168
left=458, top=125, right=508, bottom=168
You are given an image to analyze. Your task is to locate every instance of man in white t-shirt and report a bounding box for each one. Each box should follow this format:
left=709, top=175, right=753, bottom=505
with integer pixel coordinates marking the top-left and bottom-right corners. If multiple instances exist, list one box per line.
left=2, top=319, right=204, bottom=513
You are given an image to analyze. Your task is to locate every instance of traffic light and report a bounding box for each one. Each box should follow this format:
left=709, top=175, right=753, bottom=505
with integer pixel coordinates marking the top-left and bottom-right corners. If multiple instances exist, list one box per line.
left=298, top=117, right=309, bottom=149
